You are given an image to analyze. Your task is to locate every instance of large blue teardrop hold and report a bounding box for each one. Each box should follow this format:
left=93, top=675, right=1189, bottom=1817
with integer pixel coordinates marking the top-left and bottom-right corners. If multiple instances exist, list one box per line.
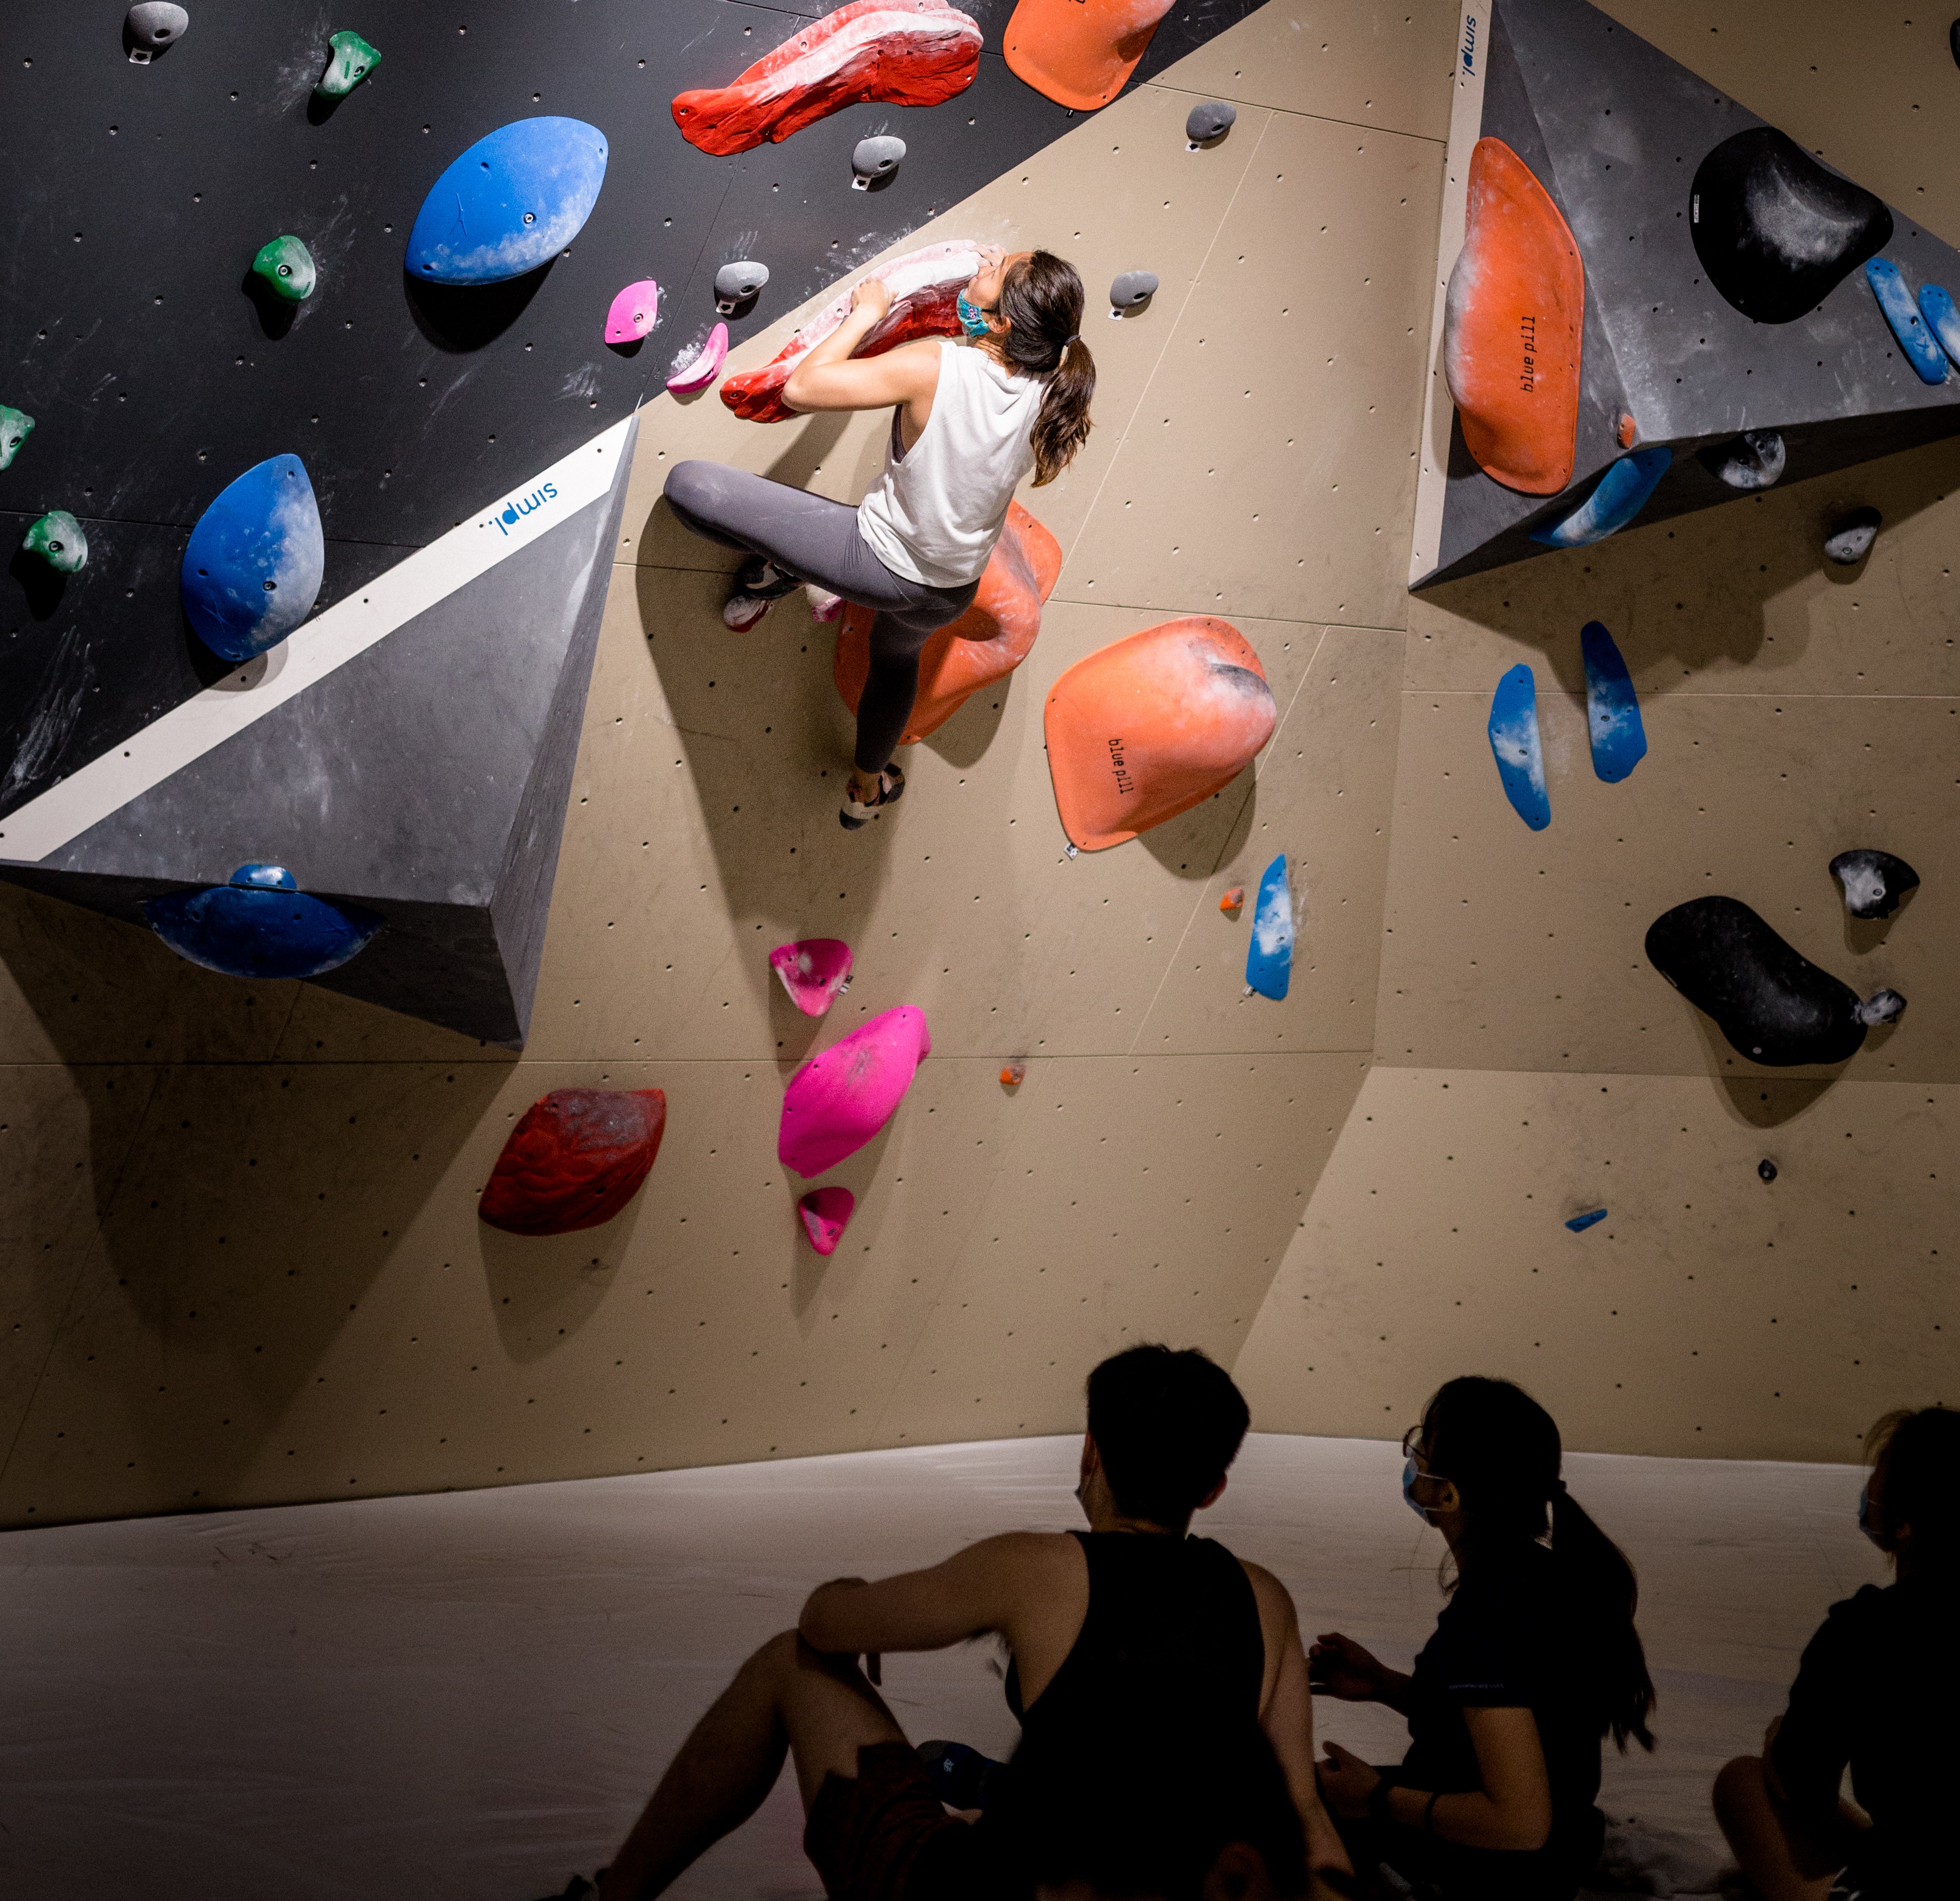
left=406, top=117, right=609, bottom=286
left=144, top=863, right=382, bottom=980
left=180, top=455, right=325, bottom=664
left=1244, top=853, right=1294, bottom=1001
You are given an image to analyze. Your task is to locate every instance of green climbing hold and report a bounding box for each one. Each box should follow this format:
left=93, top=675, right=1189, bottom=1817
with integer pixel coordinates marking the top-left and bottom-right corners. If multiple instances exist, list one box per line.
left=316, top=29, right=380, bottom=97
left=252, top=235, right=317, bottom=302
left=0, top=406, right=33, bottom=471
left=24, top=511, right=87, bottom=573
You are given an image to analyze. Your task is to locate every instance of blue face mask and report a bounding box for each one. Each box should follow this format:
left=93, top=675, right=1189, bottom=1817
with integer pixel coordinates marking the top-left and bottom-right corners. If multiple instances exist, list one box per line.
left=955, top=289, right=992, bottom=340
left=1858, top=1481, right=1885, bottom=1547
left=1403, top=1456, right=1433, bottom=1523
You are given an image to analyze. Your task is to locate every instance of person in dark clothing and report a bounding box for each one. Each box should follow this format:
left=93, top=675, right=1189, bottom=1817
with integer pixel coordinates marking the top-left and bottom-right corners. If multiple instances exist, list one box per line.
left=535, top=1344, right=1349, bottom=1901
left=1714, top=1404, right=1960, bottom=1901
left=1310, top=1376, right=1656, bottom=1901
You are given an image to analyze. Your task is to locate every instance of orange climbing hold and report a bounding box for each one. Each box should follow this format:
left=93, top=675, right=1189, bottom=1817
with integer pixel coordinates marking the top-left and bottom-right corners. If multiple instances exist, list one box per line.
left=1442, top=138, right=1585, bottom=497
left=1043, top=617, right=1275, bottom=853
left=1219, top=886, right=1245, bottom=914
left=1000, top=1060, right=1026, bottom=1086
left=1004, top=0, right=1175, bottom=112
left=834, top=501, right=1061, bottom=742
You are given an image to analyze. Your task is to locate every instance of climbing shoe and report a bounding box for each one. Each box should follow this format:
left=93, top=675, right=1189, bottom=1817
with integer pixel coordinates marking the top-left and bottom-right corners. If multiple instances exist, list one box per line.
left=723, top=558, right=801, bottom=630
left=917, top=1738, right=1000, bottom=1810
left=840, top=764, right=904, bottom=830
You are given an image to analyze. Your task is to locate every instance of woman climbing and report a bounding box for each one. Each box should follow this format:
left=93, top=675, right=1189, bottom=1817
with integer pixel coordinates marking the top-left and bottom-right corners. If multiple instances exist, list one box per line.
left=1309, top=1377, right=1655, bottom=1901
left=662, top=246, right=1095, bottom=830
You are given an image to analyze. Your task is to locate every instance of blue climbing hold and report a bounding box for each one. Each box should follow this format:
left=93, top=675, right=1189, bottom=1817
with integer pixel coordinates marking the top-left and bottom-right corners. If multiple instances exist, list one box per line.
left=1867, top=259, right=1948, bottom=384
left=180, top=454, right=325, bottom=664
left=1487, top=664, right=1550, bottom=831
left=1531, top=448, right=1673, bottom=549
left=406, top=117, right=608, bottom=286
left=1244, top=853, right=1293, bottom=1001
left=1917, top=281, right=1960, bottom=370
left=1565, top=1208, right=1608, bottom=1234
left=1579, top=621, right=1647, bottom=785
left=144, top=863, right=382, bottom=980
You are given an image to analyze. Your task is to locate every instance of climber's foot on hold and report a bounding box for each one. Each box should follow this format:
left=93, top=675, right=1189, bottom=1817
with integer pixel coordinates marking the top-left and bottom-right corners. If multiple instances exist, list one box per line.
left=722, top=557, right=800, bottom=630
left=840, top=764, right=904, bottom=830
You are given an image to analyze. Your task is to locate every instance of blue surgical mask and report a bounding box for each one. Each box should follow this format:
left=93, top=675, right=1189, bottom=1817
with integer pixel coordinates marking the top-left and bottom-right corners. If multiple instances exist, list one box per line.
left=1858, top=1481, right=1885, bottom=1547
left=955, top=289, right=992, bottom=340
left=1403, top=1456, right=1433, bottom=1523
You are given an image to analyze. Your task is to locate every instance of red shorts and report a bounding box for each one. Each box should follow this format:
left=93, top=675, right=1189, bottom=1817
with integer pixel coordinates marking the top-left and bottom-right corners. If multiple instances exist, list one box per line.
left=804, top=1743, right=1005, bottom=1901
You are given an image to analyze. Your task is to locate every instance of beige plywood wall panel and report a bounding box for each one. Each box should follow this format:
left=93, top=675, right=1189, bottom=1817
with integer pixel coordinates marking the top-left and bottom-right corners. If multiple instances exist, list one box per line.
left=1233, top=1066, right=1958, bottom=1462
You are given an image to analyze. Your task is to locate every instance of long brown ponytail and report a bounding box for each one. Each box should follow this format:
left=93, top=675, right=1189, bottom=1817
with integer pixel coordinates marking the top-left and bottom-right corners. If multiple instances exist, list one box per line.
left=994, top=250, right=1095, bottom=486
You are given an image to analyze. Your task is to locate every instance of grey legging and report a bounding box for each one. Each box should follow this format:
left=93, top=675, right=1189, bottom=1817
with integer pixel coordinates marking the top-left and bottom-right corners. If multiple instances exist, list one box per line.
left=664, top=458, right=980, bottom=772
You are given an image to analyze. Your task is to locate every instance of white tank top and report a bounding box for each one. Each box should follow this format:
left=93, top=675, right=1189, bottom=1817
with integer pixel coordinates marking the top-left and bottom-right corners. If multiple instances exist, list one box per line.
left=856, top=340, right=1044, bottom=588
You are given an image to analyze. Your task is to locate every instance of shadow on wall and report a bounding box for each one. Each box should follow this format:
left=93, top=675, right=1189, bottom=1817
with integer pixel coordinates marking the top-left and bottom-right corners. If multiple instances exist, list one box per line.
left=1137, top=764, right=1260, bottom=881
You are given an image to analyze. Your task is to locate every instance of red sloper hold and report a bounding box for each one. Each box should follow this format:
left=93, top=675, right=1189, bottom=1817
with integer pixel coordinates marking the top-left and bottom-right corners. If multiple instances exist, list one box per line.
left=673, top=0, right=982, bottom=158
left=834, top=500, right=1062, bottom=742
left=479, top=1088, right=667, bottom=1236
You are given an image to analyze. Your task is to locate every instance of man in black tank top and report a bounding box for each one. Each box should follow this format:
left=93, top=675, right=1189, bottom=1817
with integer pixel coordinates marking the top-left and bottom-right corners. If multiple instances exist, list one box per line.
left=538, top=1345, right=1349, bottom=1901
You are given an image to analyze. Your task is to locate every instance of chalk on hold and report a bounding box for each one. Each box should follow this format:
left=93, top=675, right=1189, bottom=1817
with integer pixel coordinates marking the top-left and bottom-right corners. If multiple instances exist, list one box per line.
left=1866, top=259, right=1949, bottom=385
left=1691, top=127, right=1891, bottom=325
left=1699, top=429, right=1785, bottom=491
left=798, top=1186, right=856, bottom=1255
left=715, top=260, right=770, bottom=314
left=23, top=511, right=87, bottom=574
left=252, top=235, right=317, bottom=303
left=1245, top=854, right=1294, bottom=1002
left=1000, top=1060, right=1026, bottom=1087
left=1645, top=894, right=1904, bottom=1067
left=182, top=455, right=324, bottom=663
left=667, top=323, right=728, bottom=393
left=1824, top=506, right=1881, bottom=566
left=1759, top=1158, right=1778, bottom=1183
left=1487, top=664, right=1549, bottom=831
left=1219, top=886, right=1245, bottom=915
left=852, top=134, right=906, bottom=189
left=1005, top=0, right=1174, bottom=112
left=779, top=1006, right=931, bottom=1178
left=406, top=119, right=609, bottom=286
left=125, top=3, right=189, bottom=61
left=1532, top=448, right=1672, bottom=549
left=1830, top=848, right=1920, bottom=921
left=1920, top=283, right=1960, bottom=368
left=0, top=405, right=32, bottom=471
left=1565, top=1209, right=1608, bottom=1234
left=836, top=499, right=1059, bottom=741
left=1444, top=138, right=1585, bottom=495
left=770, top=938, right=853, bottom=1016
left=1185, top=100, right=1236, bottom=147
left=316, top=29, right=381, bottom=97
left=479, top=1088, right=667, bottom=1236
left=1580, top=621, right=1647, bottom=784
left=1044, top=617, right=1275, bottom=851
left=604, top=277, right=659, bottom=344
left=143, top=862, right=383, bottom=981
left=1109, top=270, right=1158, bottom=315
left=674, top=1, right=980, bottom=155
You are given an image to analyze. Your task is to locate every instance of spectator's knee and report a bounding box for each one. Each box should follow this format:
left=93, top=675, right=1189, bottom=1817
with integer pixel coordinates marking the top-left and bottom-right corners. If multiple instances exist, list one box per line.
left=744, top=1628, right=806, bottom=1681
left=1713, top=1753, right=1766, bottom=1823
left=662, top=458, right=715, bottom=515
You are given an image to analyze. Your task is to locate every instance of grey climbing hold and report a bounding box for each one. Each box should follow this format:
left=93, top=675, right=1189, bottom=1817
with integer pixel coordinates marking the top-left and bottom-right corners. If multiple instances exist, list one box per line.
left=23, top=510, right=87, bottom=574
left=1758, top=1158, right=1777, bottom=1183
left=1831, top=848, right=1920, bottom=921
left=125, top=3, right=188, bottom=61
left=1824, top=506, right=1881, bottom=565
left=715, top=261, right=769, bottom=313
left=1854, top=988, right=1907, bottom=1029
left=0, top=405, right=33, bottom=471
left=1185, top=101, right=1236, bottom=147
left=1699, top=429, right=1785, bottom=492
left=252, top=234, right=317, bottom=302
left=1109, top=269, right=1158, bottom=314
left=316, top=29, right=381, bottom=97
left=852, top=135, right=906, bottom=189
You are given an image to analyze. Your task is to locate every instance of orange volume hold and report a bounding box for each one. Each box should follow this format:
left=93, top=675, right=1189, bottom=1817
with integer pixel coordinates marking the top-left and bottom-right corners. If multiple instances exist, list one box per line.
left=1442, top=137, right=1585, bottom=496
left=1003, top=0, right=1174, bottom=112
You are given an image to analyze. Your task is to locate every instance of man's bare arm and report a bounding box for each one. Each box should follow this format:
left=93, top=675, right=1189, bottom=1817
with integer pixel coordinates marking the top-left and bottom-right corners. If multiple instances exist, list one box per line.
left=798, top=1532, right=1057, bottom=1658
left=1247, top=1565, right=1353, bottom=1876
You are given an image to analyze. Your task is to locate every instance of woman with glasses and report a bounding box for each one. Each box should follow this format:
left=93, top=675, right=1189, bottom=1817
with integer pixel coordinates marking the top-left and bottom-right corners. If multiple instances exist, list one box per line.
left=1307, top=1377, right=1655, bottom=1901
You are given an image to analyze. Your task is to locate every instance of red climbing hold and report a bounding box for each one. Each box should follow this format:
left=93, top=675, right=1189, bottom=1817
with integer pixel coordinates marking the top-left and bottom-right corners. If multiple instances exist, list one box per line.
left=835, top=500, right=1061, bottom=742
left=770, top=938, right=854, bottom=1016
left=1044, top=617, right=1275, bottom=852
left=479, top=1088, right=667, bottom=1236
left=673, top=0, right=981, bottom=157
left=798, top=1185, right=857, bottom=1255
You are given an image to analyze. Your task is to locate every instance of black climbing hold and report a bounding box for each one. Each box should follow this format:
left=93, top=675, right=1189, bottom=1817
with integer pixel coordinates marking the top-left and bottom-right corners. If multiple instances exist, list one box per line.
left=1698, top=429, right=1786, bottom=491
left=1110, top=269, right=1158, bottom=312
left=125, top=3, right=189, bottom=62
left=851, top=135, right=905, bottom=189
left=1690, top=127, right=1893, bottom=325
left=1758, top=1158, right=1777, bottom=1183
left=1830, top=848, right=1920, bottom=921
left=1645, top=894, right=1903, bottom=1067
left=1824, top=505, right=1881, bottom=565
left=1185, top=101, right=1237, bottom=146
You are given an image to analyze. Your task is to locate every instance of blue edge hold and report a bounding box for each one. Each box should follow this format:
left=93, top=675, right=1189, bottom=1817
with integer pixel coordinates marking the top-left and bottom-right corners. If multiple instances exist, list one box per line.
left=1867, top=257, right=1949, bottom=386
left=1245, top=853, right=1293, bottom=1000
left=1565, top=1208, right=1608, bottom=1233
left=1531, top=448, right=1673, bottom=549
left=1580, top=621, right=1647, bottom=784
left=1487, top=664, right=1550, bottom=831
left=145, top=862, right=383, bottom=981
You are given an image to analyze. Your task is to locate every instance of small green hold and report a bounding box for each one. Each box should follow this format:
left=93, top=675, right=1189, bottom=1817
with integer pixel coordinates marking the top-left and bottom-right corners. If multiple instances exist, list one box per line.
left=24, top=511, right=87, bottom=574
left=316, top=29, right=381, bottom=97
left=253, top=234, right=317, bottom=302
left=0, top=406, right=33, bottom=471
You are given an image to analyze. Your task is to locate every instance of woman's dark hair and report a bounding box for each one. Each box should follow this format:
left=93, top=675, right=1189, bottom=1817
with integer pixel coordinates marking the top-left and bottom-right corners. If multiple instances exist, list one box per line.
left=1867, top=1404, right=1960, bottom=1575
left=1086, top=1343, right=1250, bottom=1529
left=994, top=249, right=1095, bottom=486
left=1421, top=1375, right=1656, bottom=1753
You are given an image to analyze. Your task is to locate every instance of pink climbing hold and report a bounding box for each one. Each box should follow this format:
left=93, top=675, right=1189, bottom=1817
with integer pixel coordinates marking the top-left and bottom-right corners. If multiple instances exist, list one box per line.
left=798, top=1185, right=856, bottom=1255
left=666, top=322, right=729, bottom=393
left=778, top=1005, right=931, bottom=1177
left=604, top=277, right=660, bottom=344
left=769, top=937, right=853, bottom=1016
